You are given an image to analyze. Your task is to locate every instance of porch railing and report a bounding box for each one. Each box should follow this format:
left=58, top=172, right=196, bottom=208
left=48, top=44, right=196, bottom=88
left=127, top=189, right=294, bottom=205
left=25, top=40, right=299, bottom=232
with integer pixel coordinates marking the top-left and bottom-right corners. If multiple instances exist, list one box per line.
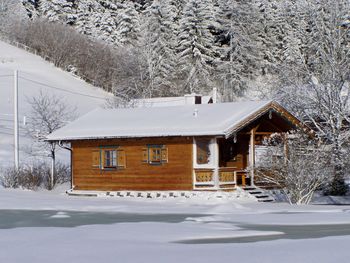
left=193, top=169, right=215, bottom=189
left=194, top=168, right=248, bottom=189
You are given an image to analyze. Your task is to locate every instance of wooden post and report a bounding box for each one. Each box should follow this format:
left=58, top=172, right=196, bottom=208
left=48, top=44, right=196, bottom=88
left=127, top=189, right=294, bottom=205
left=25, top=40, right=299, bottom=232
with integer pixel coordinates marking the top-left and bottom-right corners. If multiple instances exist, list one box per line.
left=234, top=171, right=237, bottom=187
left=192, top=137, right=197, bottom=189
left=213, top=138, right=220, bottom=189
left=249, top=127, right=257, bottom=186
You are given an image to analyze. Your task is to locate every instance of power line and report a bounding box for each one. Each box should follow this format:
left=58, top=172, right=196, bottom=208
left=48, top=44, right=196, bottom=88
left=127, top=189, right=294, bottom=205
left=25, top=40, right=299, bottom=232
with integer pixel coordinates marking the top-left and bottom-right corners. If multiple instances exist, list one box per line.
left=0, top=74, right=13, bottom=77
left=0, top=126, right=13, bottom=130
left=0, top=118, right=13, bottom=122
left=0, top=131, right=13, bottom=136
left=18, top=76, right=108, bottom=101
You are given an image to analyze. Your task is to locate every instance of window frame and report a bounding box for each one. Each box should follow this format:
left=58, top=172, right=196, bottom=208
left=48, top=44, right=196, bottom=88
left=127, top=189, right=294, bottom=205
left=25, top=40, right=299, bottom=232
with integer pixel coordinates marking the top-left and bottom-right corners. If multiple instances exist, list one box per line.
left=193, top=138, right=216, bottom=168
left=103, top=149, right=117, bottom=169
left=143, top=145, right=168, bottom=165
left=92, top=146, right=126, bottom=170
left=196, top=138, right=212, bottom=165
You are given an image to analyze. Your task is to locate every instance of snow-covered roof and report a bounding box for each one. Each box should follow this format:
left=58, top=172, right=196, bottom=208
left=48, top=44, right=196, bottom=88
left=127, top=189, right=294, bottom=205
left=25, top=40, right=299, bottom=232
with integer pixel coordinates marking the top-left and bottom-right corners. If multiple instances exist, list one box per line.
left=46, top=100, right=295, bottom=141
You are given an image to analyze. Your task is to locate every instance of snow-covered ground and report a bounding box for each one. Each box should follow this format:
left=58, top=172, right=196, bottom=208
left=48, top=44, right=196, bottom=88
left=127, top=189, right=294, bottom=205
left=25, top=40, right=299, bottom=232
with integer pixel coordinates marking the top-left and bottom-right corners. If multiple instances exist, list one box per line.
left=0, top=40, right=111, bottom=167
left=0, top=187, right=350, bottom=263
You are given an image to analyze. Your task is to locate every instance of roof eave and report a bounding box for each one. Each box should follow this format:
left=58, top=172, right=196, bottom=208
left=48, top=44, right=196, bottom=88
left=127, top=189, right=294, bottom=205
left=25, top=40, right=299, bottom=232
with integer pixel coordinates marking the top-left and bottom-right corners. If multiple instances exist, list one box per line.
left=46, top=132, right=225, bottom=142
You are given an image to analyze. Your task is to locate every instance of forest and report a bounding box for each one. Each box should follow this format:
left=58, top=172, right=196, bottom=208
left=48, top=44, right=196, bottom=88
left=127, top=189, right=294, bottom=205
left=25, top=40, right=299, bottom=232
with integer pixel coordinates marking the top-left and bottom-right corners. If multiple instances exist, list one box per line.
left=1, top=0, right=348, bottom=102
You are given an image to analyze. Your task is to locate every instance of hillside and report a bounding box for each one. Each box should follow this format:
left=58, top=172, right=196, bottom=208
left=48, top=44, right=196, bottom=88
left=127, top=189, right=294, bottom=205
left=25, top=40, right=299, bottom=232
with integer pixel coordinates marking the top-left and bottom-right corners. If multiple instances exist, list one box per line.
left=0, top=40, right=111, bottom=167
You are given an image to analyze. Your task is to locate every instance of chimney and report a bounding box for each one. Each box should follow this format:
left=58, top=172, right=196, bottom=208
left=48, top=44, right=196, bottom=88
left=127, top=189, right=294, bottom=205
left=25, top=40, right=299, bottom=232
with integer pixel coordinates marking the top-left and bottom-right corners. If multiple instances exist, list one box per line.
left=185, top=93, right=202, bottom=105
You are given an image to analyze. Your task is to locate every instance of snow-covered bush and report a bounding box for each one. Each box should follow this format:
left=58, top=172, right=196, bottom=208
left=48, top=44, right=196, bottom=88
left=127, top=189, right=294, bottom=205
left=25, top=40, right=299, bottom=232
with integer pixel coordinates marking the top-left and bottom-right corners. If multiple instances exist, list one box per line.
left=0, top=167, right=20, bottom=189
left=17, top=166, right=43, bottom=190
left=0, top=162, right=70, bottom=190
left=42, top=162, right=71, bottom=190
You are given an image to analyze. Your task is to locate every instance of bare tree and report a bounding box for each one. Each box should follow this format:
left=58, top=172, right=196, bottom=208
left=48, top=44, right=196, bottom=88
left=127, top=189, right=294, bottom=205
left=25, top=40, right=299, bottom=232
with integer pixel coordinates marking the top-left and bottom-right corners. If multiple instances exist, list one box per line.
left=255, top=131, right=332, bottom=205
left=26, top=91, right=76, bottom=190
left=274, top=0, right=350, bottom=195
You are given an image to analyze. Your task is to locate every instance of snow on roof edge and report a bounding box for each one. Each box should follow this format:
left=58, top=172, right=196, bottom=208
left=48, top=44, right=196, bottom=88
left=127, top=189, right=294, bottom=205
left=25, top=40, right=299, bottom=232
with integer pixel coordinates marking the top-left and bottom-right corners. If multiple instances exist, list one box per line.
left=46, top=131, right=226, bottom=142
left=46, top=100, right=288, bottom=142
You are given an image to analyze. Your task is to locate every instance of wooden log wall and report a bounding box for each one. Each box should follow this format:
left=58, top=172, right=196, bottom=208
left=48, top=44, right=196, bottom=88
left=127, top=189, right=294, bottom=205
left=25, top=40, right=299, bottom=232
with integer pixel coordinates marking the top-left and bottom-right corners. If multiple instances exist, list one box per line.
left=71, top=137, right=193, bottom=191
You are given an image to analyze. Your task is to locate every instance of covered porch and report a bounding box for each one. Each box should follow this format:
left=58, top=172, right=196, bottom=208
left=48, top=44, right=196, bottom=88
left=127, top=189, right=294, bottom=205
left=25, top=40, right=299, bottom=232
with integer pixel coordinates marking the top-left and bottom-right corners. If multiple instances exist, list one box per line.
left=193, top=109, right=296, bottom=190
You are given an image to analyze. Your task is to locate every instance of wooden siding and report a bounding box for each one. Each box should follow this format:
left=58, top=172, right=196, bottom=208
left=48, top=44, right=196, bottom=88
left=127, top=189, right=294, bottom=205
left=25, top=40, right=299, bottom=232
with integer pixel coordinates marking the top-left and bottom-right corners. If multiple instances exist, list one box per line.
left=71, top=137, right=193, bottom=191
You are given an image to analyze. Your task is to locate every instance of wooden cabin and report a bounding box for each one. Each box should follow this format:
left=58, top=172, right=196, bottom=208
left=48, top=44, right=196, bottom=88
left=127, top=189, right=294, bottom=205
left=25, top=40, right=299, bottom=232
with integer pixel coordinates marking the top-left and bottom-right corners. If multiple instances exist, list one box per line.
left=46, top=101, right=302, bottom=192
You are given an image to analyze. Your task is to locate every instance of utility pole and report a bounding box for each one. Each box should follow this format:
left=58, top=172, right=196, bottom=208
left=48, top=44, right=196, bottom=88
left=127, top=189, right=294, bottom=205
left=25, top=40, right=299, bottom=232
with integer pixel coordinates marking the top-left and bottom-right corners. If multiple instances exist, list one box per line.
left=14, top=69, right=19, bottom=169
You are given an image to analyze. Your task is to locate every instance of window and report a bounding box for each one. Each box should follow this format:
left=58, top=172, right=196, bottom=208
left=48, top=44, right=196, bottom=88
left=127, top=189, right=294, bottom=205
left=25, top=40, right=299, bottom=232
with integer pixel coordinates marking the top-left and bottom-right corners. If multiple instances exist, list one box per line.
left=142, top=145, right=168, bottom=164
left=150, top=148, right=162, bottom=163
left=104, top=150, right=117, bottom=168
left=91, top=147, right=126, bottom=170
left=196, top=139, right=211, bottom=165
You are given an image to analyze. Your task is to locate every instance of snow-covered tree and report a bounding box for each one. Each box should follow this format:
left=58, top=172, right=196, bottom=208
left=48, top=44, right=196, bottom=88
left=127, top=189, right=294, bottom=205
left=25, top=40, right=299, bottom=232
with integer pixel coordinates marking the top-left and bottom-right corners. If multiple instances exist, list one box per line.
left=255, top=0, right=290, bottom=74
left=39, top=0, right=76, bottom=24
left=140, top=0, right=179, bottom=96
left=255, top=131, right=332, bottom=205
left=215, top=0, right=261, bottom=100
left=0, top=0, right=28, bottom=34
left=75, top=0, right=97, bottom=36
left=116, top=1, right=140, bottom=46
left=177, top=0, right=218, bottom=93
left=26, top=91, right=76, bottom=190
left=74, top=0, right=121, bottom=45
left=275, top=0, right=350, bottom=195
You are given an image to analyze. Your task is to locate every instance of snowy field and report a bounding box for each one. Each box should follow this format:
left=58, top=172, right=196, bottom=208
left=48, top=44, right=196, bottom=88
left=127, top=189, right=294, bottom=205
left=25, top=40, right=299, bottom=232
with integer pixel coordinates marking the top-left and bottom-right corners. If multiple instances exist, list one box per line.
left=0, top=186, right=350, bottom=263
left=0, top=40, right=110, bottom=167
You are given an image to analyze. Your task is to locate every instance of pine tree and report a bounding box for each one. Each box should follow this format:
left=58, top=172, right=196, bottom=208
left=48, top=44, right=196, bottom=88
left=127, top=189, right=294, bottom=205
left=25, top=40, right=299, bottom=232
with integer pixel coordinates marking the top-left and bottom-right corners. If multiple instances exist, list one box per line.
left=75, top=0, right=97, bottom=36
left=116, top=1, right=140, bottom=46
left=255, top=0, right=286, bottom=74
left=215, top=0, right=261, bottom=100
left=177, top=0, right=218, bottom=93
left=39, top=0, right=75, bottom=24
left=140, top=0, right=178, bottom=96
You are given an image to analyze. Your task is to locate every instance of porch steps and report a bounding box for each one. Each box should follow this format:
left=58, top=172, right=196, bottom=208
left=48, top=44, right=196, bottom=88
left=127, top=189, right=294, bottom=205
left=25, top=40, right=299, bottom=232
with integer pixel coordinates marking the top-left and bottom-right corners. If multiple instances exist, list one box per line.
left=242, top=186, right=275, bottom=202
